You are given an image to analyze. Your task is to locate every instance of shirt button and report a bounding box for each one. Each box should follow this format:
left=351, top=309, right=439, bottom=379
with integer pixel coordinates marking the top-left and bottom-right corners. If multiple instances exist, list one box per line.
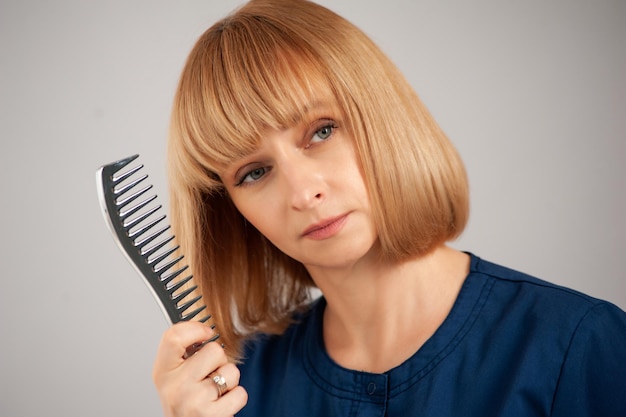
left=367, top=382, right=376, bottom=395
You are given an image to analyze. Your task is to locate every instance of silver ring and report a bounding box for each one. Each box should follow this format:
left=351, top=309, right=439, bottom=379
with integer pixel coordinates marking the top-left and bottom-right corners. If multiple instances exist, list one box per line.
left=210, top=373, right=228, bottom=398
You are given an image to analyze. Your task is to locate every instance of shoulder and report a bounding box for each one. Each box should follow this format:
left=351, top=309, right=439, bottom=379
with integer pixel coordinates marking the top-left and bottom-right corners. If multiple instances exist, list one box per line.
left=467, top=254, right=626, bottom=415
left=467, top=253, right=626, bottom=361
left=470, top=254, right=610, bottom=316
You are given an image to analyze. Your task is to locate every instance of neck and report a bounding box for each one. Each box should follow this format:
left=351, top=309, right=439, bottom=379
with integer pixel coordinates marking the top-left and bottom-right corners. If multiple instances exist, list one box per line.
left=311, top=245, right=470, bottom=373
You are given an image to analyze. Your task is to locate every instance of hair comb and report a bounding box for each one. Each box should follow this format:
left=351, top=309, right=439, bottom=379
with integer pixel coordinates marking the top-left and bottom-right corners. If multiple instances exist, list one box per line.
left=96, top=154, right=219, bottom=351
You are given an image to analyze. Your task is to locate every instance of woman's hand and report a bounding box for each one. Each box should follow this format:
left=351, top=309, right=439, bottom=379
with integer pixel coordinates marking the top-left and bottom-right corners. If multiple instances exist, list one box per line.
left=152, top=322, right=248, bottom=416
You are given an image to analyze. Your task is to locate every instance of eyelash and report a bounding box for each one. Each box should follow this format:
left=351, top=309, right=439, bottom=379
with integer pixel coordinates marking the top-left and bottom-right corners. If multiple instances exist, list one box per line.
left=235, top=120, right=338, bottom=187
left=306, top=121, right=337, bottom=147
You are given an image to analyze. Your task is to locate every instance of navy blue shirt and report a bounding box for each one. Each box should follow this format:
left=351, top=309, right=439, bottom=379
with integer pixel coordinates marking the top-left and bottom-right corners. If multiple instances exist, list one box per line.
left=237, top=254, right=626, bottom=416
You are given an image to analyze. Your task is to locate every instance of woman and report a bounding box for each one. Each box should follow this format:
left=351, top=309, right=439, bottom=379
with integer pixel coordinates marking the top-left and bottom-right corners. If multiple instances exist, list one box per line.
left=152, top=0, right=626, bottom=415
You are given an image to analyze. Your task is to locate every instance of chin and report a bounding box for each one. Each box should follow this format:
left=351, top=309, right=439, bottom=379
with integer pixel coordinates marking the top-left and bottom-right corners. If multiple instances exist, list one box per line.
left=304, top=240, right=379, bottom=270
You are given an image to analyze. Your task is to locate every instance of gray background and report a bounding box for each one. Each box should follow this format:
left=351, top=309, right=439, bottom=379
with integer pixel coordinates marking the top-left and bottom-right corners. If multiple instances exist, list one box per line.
left=1, top=0, right=624, bottom=415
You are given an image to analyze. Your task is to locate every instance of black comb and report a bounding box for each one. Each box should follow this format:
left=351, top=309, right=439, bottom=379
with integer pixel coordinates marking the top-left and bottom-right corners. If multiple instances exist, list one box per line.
left=96, top=154, right=219, bottom=347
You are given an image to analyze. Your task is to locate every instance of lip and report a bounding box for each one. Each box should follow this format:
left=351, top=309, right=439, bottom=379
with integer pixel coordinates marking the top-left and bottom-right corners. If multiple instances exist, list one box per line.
left=301, top=213, right=350, bottom=240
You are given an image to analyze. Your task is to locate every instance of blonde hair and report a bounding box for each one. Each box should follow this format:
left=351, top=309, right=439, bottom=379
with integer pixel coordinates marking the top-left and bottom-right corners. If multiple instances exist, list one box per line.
left=167, top=0, right=469, bottom=359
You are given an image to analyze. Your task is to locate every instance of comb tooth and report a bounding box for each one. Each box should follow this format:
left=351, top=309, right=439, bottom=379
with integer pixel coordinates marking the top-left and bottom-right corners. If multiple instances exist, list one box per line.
left=119, top=196, right=159, bottom=221
left=130, top=215, right=166, bottom=240
left=135, top=225, right=170, bottom=249
left=116, top=185, right=154, bottom=211
left=148, top=246, right=179, bottom=268
left=172, top=286, right=197, bottom=304
left=198, top=314, right=215, bottom=329
left=176, top=294, right=203, bottom=312
left=166, top=275, right=193, bottom=295
left=142, top=236, right=176, bottom=259
left=154, top=255, right=184, bottom=274
left=161, top=265, right=189, bottom=285
left=182, top=305, right=207, bottom=321
left=114, top=174, right=148, bottom=197
left=122, top=204, right=161, bottom=230
left=112, top=163, right=143, bottom=184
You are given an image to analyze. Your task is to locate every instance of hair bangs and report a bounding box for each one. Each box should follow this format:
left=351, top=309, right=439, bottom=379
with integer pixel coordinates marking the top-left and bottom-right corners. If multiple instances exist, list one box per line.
left=174, top=12, right=334, bottom=178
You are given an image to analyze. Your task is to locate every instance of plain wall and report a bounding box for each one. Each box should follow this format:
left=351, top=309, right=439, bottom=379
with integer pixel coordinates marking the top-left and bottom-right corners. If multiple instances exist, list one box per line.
left=1, top=0, right=624, bottom=415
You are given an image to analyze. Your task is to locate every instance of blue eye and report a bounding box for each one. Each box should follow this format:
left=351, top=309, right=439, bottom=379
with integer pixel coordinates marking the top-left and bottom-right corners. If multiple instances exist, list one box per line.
left=239, top=167, right=268, bottom=185
left=311, top=124, right=335, bottom=143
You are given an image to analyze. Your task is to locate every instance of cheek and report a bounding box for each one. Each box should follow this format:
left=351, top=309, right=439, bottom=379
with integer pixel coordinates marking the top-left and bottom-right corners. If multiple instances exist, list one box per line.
left=231, top=195, right=282, bottom=239
left=334, top=140, right=368, bottom=190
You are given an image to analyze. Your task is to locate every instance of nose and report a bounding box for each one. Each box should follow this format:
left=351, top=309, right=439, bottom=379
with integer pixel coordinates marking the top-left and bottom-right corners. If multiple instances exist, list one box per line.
left=281, top=156, right=326, bottom=211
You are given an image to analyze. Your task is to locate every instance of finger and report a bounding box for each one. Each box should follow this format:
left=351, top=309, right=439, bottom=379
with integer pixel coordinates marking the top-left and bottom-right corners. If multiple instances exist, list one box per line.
left=214, top=386, right=249, bottom=416
left=205, top=362, right=241, bottom=400
left=155, top=321, right=215, bottom=371
left=179, top=384, right=248, bottom=417
left=183, top=340, right=229, bottom=382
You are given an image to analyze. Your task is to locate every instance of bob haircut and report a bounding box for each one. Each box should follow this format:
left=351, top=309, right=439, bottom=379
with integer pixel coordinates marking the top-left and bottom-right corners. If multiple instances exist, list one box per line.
left=167, top=0, right=469, bottom=359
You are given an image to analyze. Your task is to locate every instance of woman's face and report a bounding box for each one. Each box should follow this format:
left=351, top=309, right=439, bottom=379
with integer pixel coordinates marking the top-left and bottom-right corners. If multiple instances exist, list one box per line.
left=221, top=101, right=378, bottom=274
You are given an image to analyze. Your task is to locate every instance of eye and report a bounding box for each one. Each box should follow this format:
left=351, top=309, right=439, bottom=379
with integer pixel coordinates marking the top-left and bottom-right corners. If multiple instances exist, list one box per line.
left=310, top=123, right=336, bottom=144
left=237, top=166, right=270, bottom=186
